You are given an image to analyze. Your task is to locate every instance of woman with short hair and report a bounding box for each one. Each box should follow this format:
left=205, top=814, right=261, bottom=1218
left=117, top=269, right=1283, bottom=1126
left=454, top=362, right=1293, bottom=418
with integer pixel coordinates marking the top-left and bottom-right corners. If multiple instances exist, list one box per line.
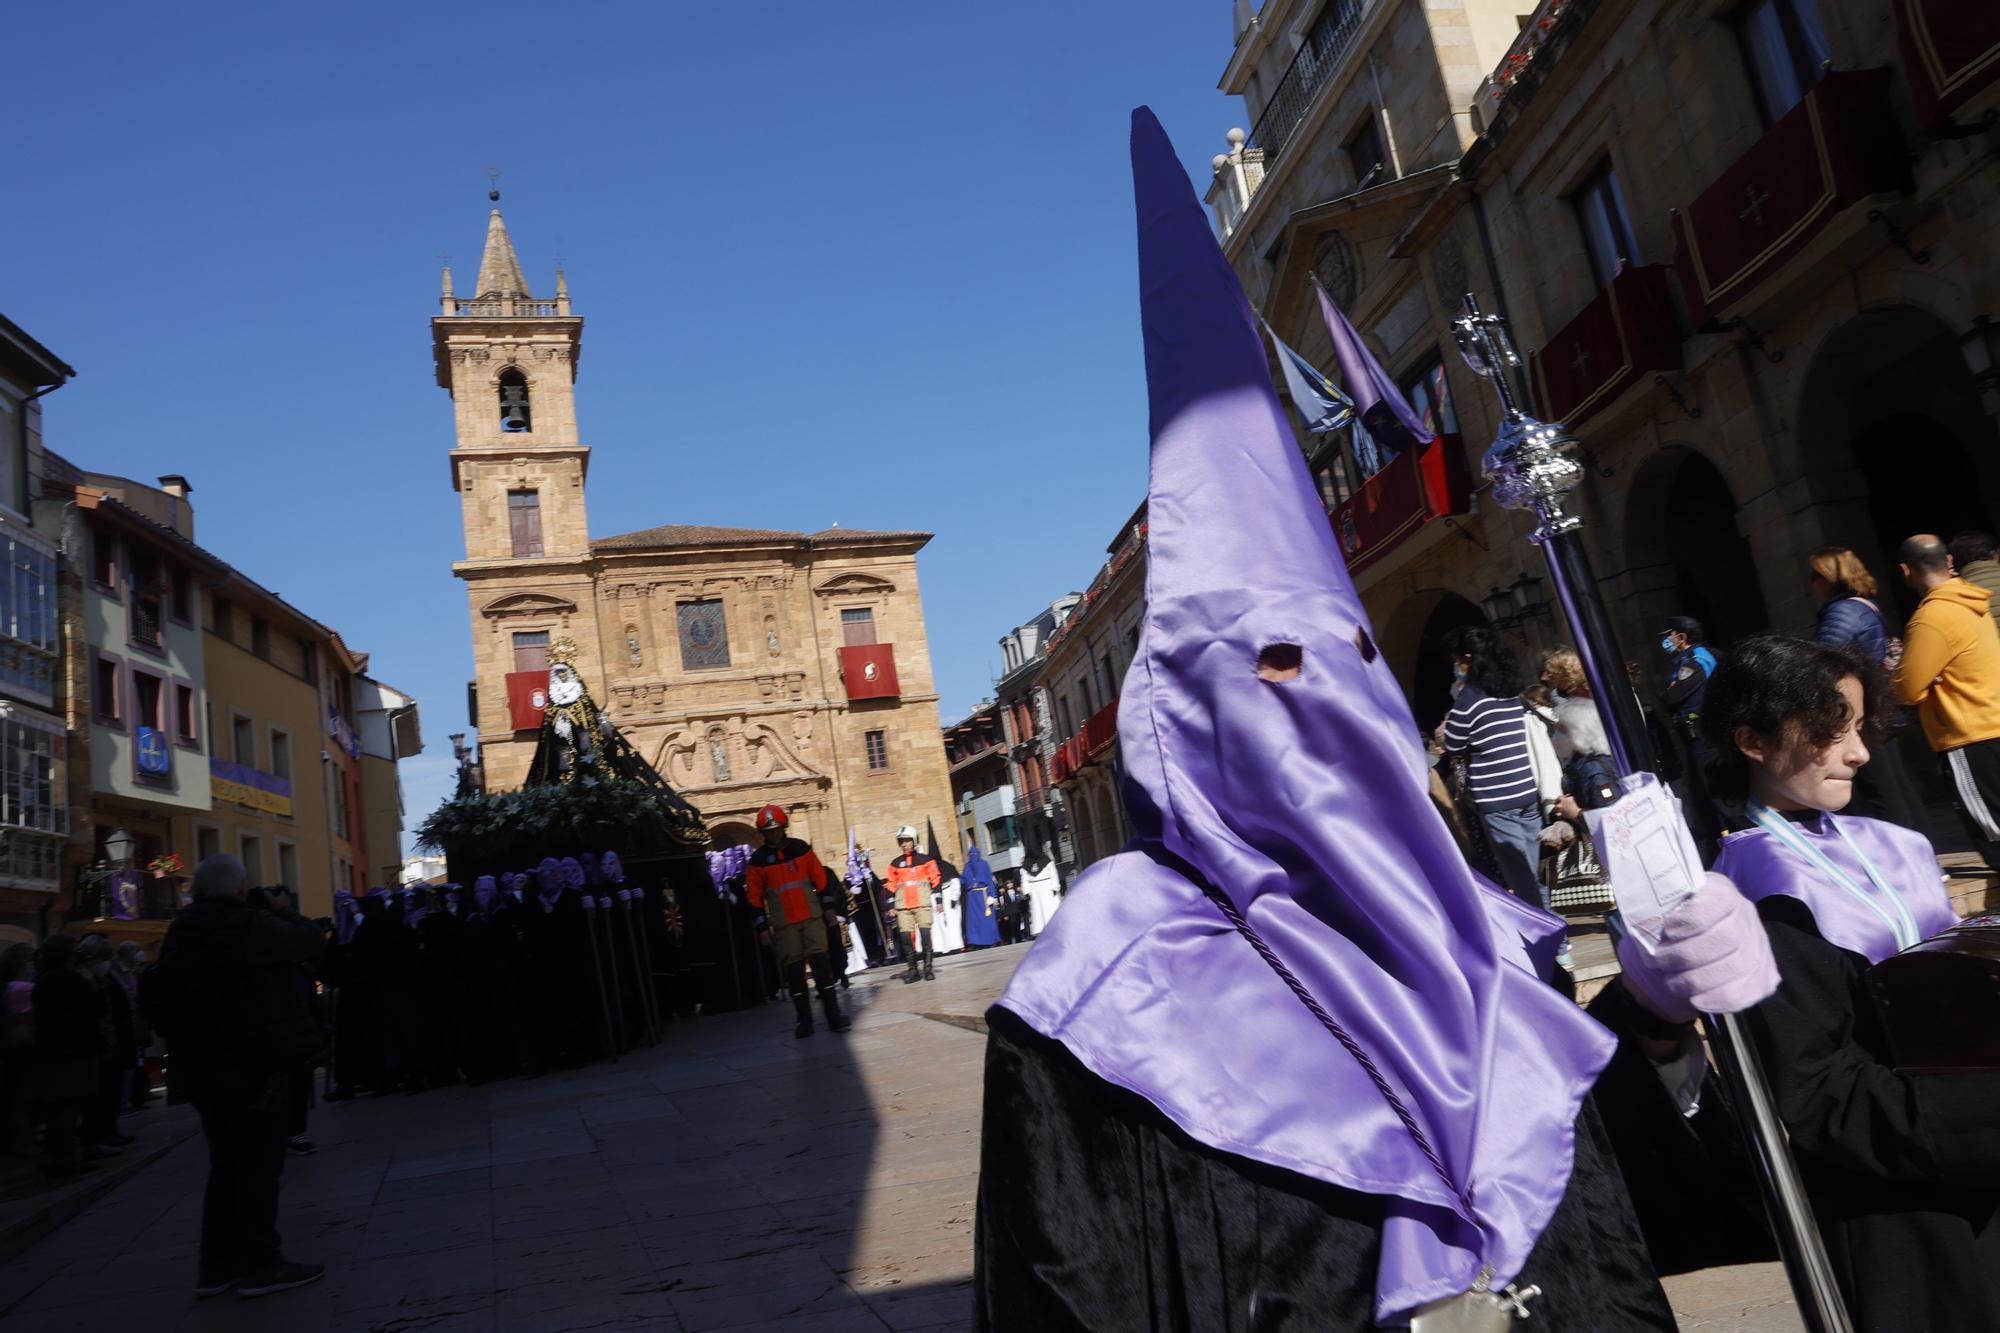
left=1808, top=545, right=1924, bottom=831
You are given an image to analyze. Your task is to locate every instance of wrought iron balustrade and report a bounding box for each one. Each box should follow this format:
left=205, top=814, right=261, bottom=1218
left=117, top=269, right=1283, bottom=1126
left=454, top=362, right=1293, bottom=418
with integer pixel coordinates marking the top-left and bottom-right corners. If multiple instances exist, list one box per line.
left=1247, top=0, right=1369, bottom=167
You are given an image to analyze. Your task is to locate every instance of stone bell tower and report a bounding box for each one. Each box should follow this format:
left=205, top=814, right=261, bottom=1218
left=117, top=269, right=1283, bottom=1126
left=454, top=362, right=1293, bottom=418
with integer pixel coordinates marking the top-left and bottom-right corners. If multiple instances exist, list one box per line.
left=435, top=202, right=602, bottom=791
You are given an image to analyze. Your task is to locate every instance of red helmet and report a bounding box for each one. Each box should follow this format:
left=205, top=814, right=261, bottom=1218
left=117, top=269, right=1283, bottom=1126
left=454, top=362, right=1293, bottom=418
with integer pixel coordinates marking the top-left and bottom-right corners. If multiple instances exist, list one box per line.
left=754, top=804, right=789, bottom=831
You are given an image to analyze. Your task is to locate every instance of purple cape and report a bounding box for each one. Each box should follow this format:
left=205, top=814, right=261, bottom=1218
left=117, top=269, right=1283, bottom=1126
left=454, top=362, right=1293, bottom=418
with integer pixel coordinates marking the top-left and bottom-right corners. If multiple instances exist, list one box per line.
left=994, top=108, right=1615, bottom=1323
left=1714, top=811, right=1956, bottom=964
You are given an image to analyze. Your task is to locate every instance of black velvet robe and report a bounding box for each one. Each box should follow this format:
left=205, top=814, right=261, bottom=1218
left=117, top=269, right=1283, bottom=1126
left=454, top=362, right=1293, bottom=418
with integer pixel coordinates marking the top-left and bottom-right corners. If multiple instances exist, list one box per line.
left=975, top=1007, right=1676, bottom=1331
left=1738, top=896, right=2000, bottom=1332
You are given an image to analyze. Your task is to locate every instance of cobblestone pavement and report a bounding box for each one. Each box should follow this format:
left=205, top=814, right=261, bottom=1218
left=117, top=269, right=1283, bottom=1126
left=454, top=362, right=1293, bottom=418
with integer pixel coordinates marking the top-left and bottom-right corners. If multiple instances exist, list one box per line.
left=0, top=941, right=1799, bottom=1331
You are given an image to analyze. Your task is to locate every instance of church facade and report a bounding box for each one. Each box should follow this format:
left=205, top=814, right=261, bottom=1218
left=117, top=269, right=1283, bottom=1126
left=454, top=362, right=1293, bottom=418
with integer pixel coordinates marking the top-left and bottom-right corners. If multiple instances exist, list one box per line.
left=435, top=208, right=955, bottom=858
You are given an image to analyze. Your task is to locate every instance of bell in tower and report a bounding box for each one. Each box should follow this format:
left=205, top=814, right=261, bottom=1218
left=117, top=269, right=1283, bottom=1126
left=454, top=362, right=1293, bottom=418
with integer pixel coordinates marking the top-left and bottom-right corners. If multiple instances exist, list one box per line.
left=499, top=367, right=532, bottom=432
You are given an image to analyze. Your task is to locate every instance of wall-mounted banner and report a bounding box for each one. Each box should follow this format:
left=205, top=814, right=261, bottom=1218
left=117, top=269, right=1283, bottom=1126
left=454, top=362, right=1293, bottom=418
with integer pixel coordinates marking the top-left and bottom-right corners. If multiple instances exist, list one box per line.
left=210, top=757, right=295, bottom=817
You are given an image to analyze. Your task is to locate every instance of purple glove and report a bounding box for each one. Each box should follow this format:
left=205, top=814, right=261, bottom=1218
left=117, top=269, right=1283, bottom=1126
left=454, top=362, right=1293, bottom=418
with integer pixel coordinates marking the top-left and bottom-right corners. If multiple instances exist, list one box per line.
left=1616, top=872, right=1780, bottom=1023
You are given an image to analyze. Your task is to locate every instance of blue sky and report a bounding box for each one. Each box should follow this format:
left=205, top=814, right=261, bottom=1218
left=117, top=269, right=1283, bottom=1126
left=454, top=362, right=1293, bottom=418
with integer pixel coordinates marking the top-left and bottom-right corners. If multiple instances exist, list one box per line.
left=2, top=3, right=1245, bottom=852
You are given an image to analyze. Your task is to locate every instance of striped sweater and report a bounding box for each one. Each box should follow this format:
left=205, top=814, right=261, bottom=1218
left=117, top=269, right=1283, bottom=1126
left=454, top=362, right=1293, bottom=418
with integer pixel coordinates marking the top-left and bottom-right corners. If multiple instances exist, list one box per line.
left=1442, top=686, right=1539, bottom=813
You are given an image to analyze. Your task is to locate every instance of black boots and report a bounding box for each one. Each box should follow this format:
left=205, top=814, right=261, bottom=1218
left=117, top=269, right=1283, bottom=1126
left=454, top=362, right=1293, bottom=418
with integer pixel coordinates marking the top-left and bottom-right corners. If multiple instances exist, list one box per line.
left=922, top=929, right=936, bottom=981
left=792, top=992, right=814, bottom=1038
left=903, top=946, right=921, bottom=984
left=820, top=988, right=851, bottom=1033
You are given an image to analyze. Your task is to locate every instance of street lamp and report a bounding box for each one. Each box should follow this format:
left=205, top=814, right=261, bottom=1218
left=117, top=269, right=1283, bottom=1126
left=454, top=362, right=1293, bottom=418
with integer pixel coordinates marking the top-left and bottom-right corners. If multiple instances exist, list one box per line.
left=1510, top=570, right=1549, bottom=621
left=103, top=827, right=137, bottom=867
left=1481, top=585, right=1518, bottom=628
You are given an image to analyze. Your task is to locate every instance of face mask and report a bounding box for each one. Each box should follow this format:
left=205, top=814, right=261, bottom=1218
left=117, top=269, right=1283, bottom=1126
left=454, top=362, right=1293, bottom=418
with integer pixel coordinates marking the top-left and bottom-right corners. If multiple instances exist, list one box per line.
left=1452, top=662, right=1468, bottom=681
left=1660, top=636, right=1676, bottom=653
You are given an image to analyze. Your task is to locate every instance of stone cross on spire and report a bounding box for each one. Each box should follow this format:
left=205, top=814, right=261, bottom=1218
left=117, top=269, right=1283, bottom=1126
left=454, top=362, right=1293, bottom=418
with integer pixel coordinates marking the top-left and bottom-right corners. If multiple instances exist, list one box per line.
left=475, top=209, right=531, bottom=299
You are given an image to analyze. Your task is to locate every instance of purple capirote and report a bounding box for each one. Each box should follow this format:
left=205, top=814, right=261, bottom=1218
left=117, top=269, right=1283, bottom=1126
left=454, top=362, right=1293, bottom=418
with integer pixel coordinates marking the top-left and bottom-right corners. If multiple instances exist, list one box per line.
left=994, top=108, right=1616, bottom=1324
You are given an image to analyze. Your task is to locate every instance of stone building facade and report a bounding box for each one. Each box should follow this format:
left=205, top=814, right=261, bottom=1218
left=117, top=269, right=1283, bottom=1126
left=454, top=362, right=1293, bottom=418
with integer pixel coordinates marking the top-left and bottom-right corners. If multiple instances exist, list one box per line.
left=1206, top=0, right=2000, bottom=733
left=437, top=209, right=956, bottom=859
left=1040, top=510, right=1146, bottom=873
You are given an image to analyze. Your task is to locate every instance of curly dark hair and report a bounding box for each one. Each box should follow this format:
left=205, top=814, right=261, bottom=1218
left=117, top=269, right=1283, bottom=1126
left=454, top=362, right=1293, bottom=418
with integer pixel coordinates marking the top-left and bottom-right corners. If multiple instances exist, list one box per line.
left=1701, top=634, right=1890, bottom=804
left=1441, top=625, right=1523, bottom=698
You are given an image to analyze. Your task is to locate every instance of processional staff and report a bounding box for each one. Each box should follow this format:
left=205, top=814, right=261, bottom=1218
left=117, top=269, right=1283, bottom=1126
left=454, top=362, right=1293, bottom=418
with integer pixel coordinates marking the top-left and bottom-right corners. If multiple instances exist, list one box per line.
left=1451, top=295, right=1854, bottom=1333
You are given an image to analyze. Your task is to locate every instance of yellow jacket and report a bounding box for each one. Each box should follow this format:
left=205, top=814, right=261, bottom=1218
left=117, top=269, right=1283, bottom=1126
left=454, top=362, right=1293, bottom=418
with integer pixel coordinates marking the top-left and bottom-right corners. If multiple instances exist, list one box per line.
left=1893, top=578, right=2000, bottom=749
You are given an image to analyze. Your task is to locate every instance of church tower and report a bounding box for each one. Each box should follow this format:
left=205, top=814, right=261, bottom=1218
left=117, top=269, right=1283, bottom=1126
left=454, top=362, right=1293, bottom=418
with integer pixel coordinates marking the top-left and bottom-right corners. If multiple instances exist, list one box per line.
left=435, top=205, right=601, bottom=791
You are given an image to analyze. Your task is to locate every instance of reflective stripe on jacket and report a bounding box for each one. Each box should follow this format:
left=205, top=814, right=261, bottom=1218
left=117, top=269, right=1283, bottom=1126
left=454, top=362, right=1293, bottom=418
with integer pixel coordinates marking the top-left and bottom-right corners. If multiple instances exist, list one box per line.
left=886, top=855, right=941, bottom=910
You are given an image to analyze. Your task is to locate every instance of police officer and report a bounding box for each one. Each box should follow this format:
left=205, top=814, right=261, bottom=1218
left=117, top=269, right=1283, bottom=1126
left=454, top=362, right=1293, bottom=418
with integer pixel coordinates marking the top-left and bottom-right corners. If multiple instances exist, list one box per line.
left=884, top=825, right=941, bottom=984
left=743, top=805, right=850, bottom=1038
left=1658, top=615, right=1726, bottom=847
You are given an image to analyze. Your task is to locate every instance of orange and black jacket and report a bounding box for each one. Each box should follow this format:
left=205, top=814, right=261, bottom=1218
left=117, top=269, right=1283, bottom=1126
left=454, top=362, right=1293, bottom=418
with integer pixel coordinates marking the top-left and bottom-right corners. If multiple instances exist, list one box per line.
left=886, top=853, right=943, bottom=910
left=745, top=839, right=839, bottom=931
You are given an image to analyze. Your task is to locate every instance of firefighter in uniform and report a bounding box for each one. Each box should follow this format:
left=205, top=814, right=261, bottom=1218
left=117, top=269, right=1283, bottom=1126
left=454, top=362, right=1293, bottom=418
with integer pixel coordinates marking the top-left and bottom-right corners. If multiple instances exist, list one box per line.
left=744, top=805, right=851, bottom=1038
left=885, top=825, right=942, bottom=984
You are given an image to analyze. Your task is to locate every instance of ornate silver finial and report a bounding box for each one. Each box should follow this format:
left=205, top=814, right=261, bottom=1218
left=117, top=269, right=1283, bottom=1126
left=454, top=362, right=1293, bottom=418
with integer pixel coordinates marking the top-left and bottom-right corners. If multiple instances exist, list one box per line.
left=1453, top=294, right=1584, bottom=540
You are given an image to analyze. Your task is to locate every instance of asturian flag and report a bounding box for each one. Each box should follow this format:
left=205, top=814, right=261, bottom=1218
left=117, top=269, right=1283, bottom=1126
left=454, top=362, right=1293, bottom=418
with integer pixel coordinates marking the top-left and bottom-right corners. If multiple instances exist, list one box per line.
left=1266, top=324, right=1354, bottom=435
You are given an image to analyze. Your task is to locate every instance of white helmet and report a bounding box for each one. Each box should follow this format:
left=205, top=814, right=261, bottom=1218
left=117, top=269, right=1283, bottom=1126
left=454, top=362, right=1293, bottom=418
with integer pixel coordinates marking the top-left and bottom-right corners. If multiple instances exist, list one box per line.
left=895, top=825, right=920, bottom=843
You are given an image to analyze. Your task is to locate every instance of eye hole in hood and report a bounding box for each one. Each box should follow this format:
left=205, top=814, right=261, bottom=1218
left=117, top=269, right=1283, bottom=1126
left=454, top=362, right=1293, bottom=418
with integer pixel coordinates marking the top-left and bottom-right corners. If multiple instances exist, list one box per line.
left=1257, top=643, right=1303, bottom=682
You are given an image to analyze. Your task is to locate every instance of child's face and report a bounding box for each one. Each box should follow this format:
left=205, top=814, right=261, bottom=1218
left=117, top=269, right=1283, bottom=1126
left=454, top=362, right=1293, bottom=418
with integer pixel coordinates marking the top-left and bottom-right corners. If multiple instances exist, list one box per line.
left=1743, top=675, right=1869, bottom=813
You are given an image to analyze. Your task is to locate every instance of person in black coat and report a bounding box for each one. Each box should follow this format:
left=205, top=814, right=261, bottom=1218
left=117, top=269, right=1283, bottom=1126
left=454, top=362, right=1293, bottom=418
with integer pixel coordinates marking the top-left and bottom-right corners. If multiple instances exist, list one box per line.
left=78, top=934, right=136, bottom=1152
left=154, top=854, right=327, bottom=1298
left=31, top=933, right=102, bottom=1177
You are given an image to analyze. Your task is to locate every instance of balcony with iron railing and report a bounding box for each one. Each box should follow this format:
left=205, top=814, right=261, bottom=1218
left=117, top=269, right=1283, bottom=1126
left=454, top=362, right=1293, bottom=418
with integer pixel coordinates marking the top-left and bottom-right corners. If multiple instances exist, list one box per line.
left=1246, top=0, right=1370, bottom=168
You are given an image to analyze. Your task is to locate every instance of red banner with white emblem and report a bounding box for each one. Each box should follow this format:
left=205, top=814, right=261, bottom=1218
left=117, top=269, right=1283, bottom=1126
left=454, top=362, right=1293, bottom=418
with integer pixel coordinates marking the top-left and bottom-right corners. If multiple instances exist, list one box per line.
left=505, top=670, right=549, bottom=731
left=840, top=644, right=900, bottom=701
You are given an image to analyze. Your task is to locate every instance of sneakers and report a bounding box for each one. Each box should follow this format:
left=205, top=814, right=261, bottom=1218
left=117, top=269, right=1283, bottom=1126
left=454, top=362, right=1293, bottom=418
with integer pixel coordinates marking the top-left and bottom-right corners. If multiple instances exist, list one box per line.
left=194, top=1275, right=237, bottom=1299
left=236, top=1262, right=326, bottom=1298
left=286, top=1138, right=318, bottom=1156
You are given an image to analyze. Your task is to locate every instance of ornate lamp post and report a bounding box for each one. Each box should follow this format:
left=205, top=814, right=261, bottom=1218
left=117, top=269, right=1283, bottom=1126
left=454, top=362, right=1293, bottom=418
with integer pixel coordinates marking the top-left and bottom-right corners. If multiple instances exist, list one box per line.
left=1453, top=295, right=1854, bottom=1332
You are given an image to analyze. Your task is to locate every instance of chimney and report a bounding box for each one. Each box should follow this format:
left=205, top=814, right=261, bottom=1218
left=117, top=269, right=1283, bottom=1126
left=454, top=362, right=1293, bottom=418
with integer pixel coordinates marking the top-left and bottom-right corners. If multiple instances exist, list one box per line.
left=157, top=474, right=192, bottom=499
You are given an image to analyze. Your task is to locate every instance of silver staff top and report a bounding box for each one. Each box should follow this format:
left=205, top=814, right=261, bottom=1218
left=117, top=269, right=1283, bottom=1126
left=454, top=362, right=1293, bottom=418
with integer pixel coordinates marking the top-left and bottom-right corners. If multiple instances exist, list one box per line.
left=1452, top=294, right=1586, bottom=541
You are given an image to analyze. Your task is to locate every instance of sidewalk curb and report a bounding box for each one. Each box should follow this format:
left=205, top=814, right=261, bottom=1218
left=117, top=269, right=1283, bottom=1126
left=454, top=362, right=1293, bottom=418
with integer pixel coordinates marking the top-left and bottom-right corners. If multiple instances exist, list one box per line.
left=0, top=1124, right=200, bottom=1268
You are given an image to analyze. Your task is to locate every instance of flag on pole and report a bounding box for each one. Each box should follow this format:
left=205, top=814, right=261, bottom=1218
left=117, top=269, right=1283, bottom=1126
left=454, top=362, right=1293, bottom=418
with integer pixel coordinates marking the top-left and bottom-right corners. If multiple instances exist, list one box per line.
left=1266, top=324, right=1354, bottom=434
left=1315, top=278, right=1436, bottom=452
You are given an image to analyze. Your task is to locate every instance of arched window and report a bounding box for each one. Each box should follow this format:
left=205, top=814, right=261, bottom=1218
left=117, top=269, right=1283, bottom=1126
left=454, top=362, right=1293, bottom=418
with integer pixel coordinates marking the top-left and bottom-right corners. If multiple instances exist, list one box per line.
left=498, top=368, right=532, bottom=433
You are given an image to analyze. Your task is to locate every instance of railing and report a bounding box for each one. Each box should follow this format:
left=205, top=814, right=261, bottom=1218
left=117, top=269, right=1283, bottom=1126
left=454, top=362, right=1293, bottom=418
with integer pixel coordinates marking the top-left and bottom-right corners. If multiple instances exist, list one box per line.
left=1051, top=699, right=1120, bottom=785
left=447, top=297, right=564, bottom=317
left=1246, top=0, right=1368, bottom=167
left=131, top=596, right=163, bottom=648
